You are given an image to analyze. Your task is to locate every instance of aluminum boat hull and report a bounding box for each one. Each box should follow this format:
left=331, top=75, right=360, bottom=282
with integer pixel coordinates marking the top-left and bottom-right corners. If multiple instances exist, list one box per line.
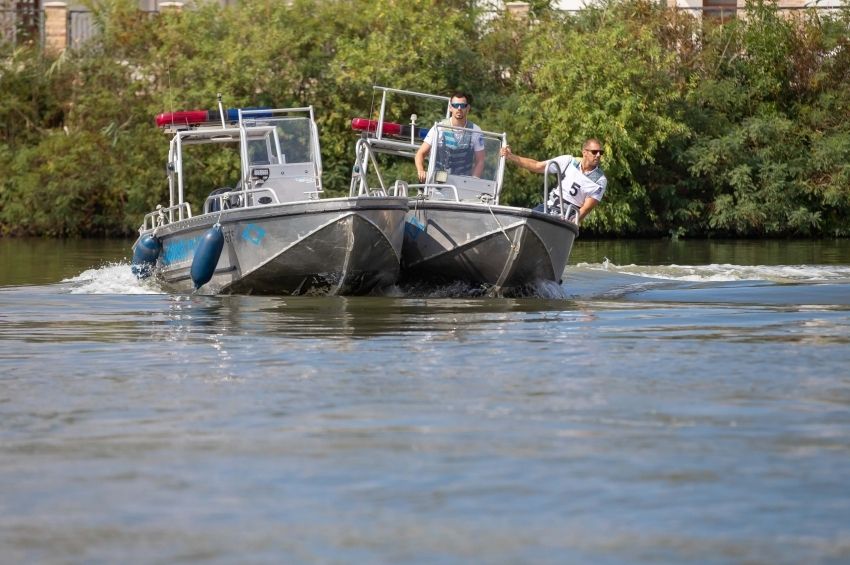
left=138, top=197, right=407, bottom=295
left=401, top=201, right=578, bottom=289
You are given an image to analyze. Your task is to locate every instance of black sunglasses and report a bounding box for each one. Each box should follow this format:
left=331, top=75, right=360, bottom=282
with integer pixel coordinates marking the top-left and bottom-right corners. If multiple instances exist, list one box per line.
left=584, top=148, right=604, bottom=156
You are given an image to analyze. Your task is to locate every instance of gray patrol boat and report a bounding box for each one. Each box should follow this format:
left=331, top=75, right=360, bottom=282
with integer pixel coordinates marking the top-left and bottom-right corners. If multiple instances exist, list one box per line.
left=349, top=87, right=579, bottom=293
left=131, top=98, right=407, bottom=295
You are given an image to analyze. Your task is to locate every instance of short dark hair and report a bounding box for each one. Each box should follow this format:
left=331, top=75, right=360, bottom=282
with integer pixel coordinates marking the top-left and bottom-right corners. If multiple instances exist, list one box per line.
left=450, top=91, right=473, bottom=106
left=582, top=137, right=602, bottom=150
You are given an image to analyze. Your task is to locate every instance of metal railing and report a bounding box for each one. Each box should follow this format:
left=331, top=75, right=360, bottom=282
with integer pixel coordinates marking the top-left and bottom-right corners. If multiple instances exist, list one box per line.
left=0, top=8, right=42, bottom=48
left=142, top=202, right=193, bottom=232
left=542, top=161, right=580, bottom=224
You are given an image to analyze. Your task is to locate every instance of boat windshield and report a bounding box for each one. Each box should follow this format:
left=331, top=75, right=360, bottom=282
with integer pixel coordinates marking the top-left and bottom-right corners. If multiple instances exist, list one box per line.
left=238, top=109, right=323, bottom=202
left=424, top=123, right=503, bottom=203
left=165, top=108, right=323, bottom=216
left=242, top=115, right=316, bottom=166
left=349, top=87, right=506, bottom=203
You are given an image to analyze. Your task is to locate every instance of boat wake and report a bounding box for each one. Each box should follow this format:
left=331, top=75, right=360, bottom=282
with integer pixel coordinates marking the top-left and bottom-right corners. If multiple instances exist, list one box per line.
left=565, top=260, right=850, bottom=306
left=61, top=262, right=165, bottom=295
left=577, top=260, right=850, bottom=283
left=58, top=259, right=850, bottom=304
left=59, top=262, right=571, bottom=299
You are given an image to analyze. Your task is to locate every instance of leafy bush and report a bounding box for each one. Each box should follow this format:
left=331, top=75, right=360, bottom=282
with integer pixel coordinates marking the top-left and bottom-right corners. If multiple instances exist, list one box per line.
left=1, top=0, right=849, bottom=237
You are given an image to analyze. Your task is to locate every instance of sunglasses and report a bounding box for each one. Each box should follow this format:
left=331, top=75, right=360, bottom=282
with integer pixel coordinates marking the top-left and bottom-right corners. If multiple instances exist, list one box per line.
left=450, top=102, right=469, bottom=109
left=585, top=148, right=604, bottom=156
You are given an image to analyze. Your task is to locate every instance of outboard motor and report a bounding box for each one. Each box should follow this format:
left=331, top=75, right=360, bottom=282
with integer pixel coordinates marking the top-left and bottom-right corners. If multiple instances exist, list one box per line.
left=131, top=234, right=161, bottom=279
left=190, top=224, right=224, bottom=290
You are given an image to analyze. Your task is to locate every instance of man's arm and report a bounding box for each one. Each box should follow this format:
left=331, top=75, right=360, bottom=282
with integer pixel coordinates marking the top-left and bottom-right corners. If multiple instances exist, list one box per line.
left=500, top=146, right=547, bottom=174
left=578, top=197, right=599, bottom=222
left=472, top=149, right=485, bottom=178
left=415, top=141, right=432, bottom=182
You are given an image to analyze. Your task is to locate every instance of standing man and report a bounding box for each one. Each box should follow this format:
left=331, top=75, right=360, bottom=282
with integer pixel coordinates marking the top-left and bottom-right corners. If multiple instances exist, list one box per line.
left=416, top=91, right=486, bottom=182
left=501, top=138, right=607, bottom=222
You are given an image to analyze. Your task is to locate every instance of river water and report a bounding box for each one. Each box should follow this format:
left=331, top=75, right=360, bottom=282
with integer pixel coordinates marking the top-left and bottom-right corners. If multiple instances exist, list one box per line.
left=1, top=238, right=849, bottom=564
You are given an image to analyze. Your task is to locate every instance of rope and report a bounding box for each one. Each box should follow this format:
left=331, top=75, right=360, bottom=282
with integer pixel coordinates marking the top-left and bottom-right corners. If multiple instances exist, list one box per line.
left=487, top=203, right=514, bottom=247
left=413, top=191, right=426, bottom=221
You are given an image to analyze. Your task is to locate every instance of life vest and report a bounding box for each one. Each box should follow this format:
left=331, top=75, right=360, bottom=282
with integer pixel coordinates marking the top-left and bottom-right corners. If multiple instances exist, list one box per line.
left=435, top=118, right=477, bottom=176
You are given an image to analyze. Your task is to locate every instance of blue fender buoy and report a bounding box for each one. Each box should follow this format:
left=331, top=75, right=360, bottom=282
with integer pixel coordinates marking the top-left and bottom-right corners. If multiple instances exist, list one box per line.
left=131, top=234, right=161, bottom=279
left=190, top=224, right=224, bottom=289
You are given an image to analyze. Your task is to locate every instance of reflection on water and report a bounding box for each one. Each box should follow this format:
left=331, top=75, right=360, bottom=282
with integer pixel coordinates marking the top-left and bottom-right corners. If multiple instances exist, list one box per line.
left=145, top=294, right=594, bottom=350
left=1, top=239, right=849, bottom=563
left=0, top=237, right=131, bottom=287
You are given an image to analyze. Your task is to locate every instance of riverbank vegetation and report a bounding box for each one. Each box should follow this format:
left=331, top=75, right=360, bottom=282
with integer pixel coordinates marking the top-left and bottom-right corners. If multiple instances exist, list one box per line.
left=1, top=0, right=848, bottom=237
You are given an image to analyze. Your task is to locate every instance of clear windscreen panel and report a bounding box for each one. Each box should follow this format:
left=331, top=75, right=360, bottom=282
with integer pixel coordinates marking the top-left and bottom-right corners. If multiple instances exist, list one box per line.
left=427, top=124, right=504, bottom=203
left=240, top=113, right=316, bottom=166
left=351, top=88, right=506, bottom=201
left=245, top=128, right=278, bottom=166
left=239, top=111, right=322, bottom=202
left=272, top=117, right=314, bottom=164
left=368, top=90, right=448, bottom=144
left=350, top=89, right=450, bottom=195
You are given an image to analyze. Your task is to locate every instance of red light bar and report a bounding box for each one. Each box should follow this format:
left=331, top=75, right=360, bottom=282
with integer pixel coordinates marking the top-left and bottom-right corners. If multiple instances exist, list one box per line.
left=351, top=118, right=427, bottom=140
left=155, top=110, right=211, bottom=128
left=155, top=108, right=272, bottom=128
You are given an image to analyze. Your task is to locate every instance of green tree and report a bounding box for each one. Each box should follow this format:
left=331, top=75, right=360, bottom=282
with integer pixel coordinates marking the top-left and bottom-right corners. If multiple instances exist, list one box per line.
left=497, top=1, right=692, bottom=234
left=2, top=0, right=850, bottom=237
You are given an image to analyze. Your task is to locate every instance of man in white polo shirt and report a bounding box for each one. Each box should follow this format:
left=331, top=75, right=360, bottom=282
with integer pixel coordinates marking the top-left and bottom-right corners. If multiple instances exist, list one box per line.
left=501, top=138, right=607, bottom=222
left=416, top=91, right=486, bottom=182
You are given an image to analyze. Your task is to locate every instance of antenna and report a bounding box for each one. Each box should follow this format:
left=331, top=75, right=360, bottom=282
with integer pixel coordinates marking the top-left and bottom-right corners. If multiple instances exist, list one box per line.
left=217, top=93, right=226, bottom=127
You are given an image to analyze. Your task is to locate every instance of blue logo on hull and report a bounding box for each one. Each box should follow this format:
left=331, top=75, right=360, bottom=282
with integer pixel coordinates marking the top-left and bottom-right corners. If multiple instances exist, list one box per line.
left=162, top=235, right=202, bottom=265
left=242, top=223, right=266, bottom=245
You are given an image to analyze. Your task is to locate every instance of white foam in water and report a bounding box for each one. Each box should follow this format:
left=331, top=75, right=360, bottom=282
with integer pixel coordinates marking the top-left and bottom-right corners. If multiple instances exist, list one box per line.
left=62, top=262, right=165, bottom=294
left=59, top=261, right=847, bottom=296
left=577, top=261, right=850, bottom=283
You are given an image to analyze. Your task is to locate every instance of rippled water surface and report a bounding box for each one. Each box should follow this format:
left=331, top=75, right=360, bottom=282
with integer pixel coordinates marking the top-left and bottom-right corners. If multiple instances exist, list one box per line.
left=1, top=239, right=849, bottom=564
